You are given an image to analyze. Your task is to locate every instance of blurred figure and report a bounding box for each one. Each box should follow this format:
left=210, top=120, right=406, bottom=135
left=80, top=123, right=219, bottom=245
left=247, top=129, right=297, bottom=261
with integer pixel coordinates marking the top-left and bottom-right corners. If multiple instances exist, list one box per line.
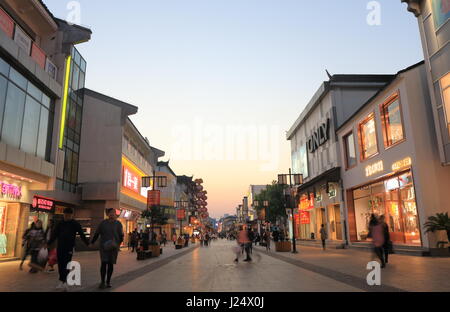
left=45, top=219, right=57, bottom=272
left=48, top=207, right=89, bottom=291
left=130, top=228, right=139, bottom=253
left=237, top=225, right=251, bottom=262
left=320, top=224, right=328, bottom=250
left=263, top=230, right=271, bottom=251
left=25, top=220, right=46, bottom=273
left=379, top=215, right=392, bottom=265
left=91, top=208, right=124, bottom=289
left=368, top=214, right=386, bottom=268
left=19, top=222, right=35, bottom=271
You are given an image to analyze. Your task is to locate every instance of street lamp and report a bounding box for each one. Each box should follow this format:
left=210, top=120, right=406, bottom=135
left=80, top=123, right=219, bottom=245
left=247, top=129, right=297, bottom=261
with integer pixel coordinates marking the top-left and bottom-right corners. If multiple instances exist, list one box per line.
left=277, top=169, right=303, bottom=254
left=175, top=200, right=188, bottom=236
left=142, top=170, right=168, bottom=235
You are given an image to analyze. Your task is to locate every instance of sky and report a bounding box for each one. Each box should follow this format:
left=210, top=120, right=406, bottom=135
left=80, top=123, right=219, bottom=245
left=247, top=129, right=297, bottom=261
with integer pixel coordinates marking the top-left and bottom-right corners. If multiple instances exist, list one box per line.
left=44, top=0, right=423, bottom=219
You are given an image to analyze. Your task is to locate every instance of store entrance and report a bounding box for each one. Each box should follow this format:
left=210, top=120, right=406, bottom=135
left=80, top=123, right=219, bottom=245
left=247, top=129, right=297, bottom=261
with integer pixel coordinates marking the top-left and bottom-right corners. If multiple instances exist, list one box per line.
left=327, top=204, right=342, bottom=240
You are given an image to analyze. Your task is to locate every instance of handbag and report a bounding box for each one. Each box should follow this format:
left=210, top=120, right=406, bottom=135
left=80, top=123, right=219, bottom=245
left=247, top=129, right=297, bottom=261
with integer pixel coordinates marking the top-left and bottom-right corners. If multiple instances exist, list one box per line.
left=37, top=248, right=48, bottom=263
left=48, top=249, right=58, bottom=266
left=103, top=239, right=118, bottom=252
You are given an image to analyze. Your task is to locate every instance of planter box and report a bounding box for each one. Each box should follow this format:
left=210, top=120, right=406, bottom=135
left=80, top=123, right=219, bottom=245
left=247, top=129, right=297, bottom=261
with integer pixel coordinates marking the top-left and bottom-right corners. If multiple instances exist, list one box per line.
left=275, top=241, right=291, bottom=252
left=175, top=245, right=183, bottom=249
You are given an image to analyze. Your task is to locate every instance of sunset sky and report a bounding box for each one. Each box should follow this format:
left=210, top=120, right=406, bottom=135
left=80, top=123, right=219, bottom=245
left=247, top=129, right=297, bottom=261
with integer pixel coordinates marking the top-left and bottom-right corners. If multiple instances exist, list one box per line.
left=44, top=0, right=423, bottom=218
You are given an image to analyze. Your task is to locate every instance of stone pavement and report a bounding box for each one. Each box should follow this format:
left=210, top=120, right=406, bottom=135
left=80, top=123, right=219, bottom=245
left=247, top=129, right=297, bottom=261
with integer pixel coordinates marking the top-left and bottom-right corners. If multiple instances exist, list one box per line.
left=255, top=242, right=450, bottom=292
left=0, top=242, right=199, bottom=292
left=113, top=240, right=362, bottom=292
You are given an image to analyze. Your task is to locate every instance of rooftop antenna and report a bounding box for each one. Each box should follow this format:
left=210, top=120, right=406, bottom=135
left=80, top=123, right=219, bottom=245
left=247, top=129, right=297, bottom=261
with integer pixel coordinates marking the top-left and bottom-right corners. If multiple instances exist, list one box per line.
left=325, top=69, right=332, bottom=80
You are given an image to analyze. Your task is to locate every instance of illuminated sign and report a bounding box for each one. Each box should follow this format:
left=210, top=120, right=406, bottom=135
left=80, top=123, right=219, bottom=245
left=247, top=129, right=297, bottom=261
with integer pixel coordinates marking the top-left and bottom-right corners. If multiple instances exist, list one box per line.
left=392, top=157, right=412, bottom=171
left=299, top=195, right=314, bottom=211
left=123, top=164, right=140, bottom=193
left=32, top=196, right=54, bottom=212
left=300, top=211, right=310, bottom=224
left=365, top=160, right=384, bottom=177
left=1, top=182, right=22, bottom=199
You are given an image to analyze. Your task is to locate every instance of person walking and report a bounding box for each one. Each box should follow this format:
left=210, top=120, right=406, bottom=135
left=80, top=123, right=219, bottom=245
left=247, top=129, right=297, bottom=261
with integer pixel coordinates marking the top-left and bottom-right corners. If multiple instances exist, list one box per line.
left=320, top=224, right=328, bottom=250
left=263, top=230, right=271, bottom=251
left=162, top=231, right=167, bottom=246
left=237, top=225, right=252, bottom=262
left=368, top=214, right=386, bottom=268
left=44, top=219, right=57, bottom=272
left=247, top=227, right=255, bottom=254
left=130, top=229, right=139, bottom=253
left=19, top=222, right=35, bottom=271
left=272, top=229, right=280, bottom=243
left=379, top=215, right=392, bottom=265
left=25, top=220, right=46, bottom=273
left=48, top=207, right=90, bottom=291
left=91, top=208, right=124, bottom=289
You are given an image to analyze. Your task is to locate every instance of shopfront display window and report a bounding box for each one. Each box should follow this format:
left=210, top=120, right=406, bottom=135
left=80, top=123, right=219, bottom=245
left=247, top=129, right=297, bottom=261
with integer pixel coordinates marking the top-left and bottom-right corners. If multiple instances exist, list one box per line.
left=0, top=203, right=20, bottom=258
left=359, top=113, right=378, bottom=160
left=351, top=171, right=420, bottom=245
left=381, top=94, right=405, bottom=147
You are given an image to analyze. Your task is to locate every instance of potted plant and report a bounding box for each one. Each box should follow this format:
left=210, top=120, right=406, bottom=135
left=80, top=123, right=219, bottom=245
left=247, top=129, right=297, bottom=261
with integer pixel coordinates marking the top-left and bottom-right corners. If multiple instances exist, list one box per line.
left=141, top=207, right=168, bottom=257
left=424, top=212, right=450, bottom=255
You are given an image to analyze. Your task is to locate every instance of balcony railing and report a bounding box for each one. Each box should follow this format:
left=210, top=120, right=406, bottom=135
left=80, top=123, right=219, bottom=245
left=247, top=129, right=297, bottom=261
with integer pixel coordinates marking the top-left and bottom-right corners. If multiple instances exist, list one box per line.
left=0, top=7, right=58, bottom=80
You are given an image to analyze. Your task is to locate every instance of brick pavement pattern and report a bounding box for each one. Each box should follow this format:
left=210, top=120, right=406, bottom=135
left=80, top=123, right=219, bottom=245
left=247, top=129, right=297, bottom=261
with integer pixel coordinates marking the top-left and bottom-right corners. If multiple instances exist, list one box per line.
left=1, top=239, right=449, bottom=292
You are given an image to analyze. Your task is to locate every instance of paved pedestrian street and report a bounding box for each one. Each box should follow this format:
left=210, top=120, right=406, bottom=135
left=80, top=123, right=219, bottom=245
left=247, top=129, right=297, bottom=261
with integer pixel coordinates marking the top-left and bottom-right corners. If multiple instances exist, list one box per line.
left=1, top=240, right=450, bottom=292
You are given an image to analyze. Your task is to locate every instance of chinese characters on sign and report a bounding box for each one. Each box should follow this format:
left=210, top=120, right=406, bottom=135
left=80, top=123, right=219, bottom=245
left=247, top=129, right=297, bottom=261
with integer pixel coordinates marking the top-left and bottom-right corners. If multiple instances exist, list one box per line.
left=123, top=165, right=140, bottom=193
left=392, top=157, right=412, bottom=171
left=32, top=196, right=54, bottom=212
left=147, top=190, right=160, bottom=210
left=177, top=209, right=186, bottom=220
left=1, top=183, right=22, bottom=200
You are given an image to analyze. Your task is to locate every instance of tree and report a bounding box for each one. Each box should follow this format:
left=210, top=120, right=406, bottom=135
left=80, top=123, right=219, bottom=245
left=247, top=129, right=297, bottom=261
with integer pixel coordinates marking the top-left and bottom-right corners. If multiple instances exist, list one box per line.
left=254, top=181, right=288, bottom=224
left=141, top=205, right=169, bottom=244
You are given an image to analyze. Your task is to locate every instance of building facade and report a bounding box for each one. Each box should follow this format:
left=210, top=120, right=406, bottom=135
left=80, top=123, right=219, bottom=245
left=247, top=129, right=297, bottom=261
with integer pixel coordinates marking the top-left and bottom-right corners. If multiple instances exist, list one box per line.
left=337, top=61, right=450, bottom=251
left=287, top=74, right=394, bottom=244
left=78, top=89, right=164, bottom=246
left=403, top=0, right=450, bottom=165
left=0, top=0, right=91, bottom=260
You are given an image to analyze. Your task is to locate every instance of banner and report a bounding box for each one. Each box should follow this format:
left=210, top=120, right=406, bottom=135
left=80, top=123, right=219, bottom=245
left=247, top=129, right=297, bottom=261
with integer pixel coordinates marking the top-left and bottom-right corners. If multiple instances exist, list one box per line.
left=31, top=43, right=46, bottom=69
left=177, top=209, right=186, bottom=221
left=0, top=8, right=14, bottom=38
left=300, top=211, right=310, bottom=224
left=147, top=190, right=160, bottom=209
left=123, top=164, right=141, bottom=193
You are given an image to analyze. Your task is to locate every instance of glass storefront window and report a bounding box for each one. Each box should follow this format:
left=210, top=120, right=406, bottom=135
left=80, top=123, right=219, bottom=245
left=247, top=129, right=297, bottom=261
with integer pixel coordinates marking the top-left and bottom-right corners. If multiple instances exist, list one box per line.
left=0, top=203, right=20, bottom=259
left=352, top=171, right=420, bottom=245
left=381, top=95, right=404, bottom=147
left=344, top=132, right=357, bottom=168
left=359, top=113, right=378, bottom=160
left=0, top=57, right=53, bottom=160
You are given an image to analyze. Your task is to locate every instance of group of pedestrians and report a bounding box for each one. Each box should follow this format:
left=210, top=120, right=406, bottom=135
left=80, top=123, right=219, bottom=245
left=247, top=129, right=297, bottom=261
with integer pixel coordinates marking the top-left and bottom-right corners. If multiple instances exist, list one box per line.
left=20, top=207, right=124, bottom=291
left=127, top=229, right=168, bottom=252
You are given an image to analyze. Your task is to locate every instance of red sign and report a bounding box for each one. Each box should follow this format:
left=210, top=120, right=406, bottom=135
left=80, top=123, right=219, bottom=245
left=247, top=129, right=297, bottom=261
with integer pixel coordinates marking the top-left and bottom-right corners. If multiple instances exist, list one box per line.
left=31, top=43, right=46, bottom=69
left=300, top=211, right=310, bottom=224
left=32, top=196, right=55, bottom=212
left=299, top=195, right=314, bottom=211
left=147, top=190, right=160, bottom=209
left=123, top=164, right=140, bottom=193
left=177, top=209, right=186, bottom=220
left=0, top=8, right=14, bottom=38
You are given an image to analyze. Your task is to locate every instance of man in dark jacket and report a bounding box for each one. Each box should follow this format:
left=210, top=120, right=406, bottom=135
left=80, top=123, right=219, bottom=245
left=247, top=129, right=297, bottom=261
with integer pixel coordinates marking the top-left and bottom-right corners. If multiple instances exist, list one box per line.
left=379, top=215, right=391, bottom=264
left=48, top=207, right=89, bottom=290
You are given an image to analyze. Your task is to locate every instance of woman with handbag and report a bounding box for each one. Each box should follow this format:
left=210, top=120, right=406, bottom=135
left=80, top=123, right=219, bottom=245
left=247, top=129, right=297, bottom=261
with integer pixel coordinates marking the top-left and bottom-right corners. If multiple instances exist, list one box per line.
left=91, top=208, right=124, bottom=289
left=25, top=220, right=46, bottom=273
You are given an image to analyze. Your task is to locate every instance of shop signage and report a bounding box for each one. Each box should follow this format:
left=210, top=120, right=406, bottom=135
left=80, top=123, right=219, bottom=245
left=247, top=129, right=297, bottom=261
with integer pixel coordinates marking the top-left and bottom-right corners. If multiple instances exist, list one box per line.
left=55, top=205, right=66, bottom=215
left=307, top=119, right=330, bottom=153
left=123, top=164, right=140, bottom=193
left=147, top=190, right=160, bottom=209
left=31, top=43, right=46, bottom=69
left=0, top=8, right=14, bottom=38
left=365, top=160, right=384, bottom=177
left=177, top=209, right=186, bottom=220
left=300, top=211, right=310, bottom=224
left=1, top=182, right=22, bottom=200
left=392, top=157, right=412, bottom=171
left=14, top=26, right=32, bottom=55
left=32, top=196, right=54, bottom=212
left=299, top=195, right=314, bottom=211
left=328, top=184, right=337, bottom=198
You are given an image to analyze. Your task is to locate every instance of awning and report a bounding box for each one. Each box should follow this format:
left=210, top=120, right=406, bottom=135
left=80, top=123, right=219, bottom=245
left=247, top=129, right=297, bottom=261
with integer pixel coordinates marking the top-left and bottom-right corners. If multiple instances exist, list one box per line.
left=296, top=167, right=341, bottom=195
